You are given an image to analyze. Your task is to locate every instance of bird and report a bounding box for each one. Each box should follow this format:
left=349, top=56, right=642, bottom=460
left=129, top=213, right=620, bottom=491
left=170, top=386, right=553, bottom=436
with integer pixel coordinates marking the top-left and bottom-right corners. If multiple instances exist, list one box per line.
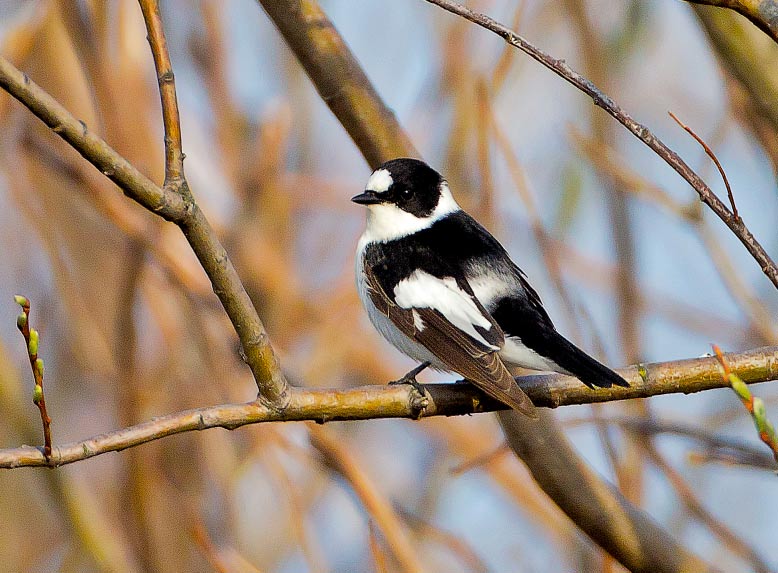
left=352, top=157, right=629, bottom=417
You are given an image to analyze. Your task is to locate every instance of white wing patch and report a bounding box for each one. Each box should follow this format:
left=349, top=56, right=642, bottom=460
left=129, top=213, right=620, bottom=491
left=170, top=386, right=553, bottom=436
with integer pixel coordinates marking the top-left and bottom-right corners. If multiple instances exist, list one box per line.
left=394, top=270, right=499, bottom=350
left=468, top=272, right=515, bottom=308
left=365, top=168, right=393, bottom=193
left=411, top=309, right=425, bottom=332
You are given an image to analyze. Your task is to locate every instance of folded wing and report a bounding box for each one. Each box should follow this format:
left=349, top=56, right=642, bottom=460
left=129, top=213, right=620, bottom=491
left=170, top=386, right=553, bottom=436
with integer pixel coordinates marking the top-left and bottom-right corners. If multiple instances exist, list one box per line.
left=365, top=267, right=537, bottom=417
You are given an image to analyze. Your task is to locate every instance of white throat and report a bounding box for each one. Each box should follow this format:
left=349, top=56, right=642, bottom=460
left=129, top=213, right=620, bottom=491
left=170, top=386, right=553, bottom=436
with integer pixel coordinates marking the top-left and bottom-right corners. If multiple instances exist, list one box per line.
left=360, top=182, right=460, bottom=244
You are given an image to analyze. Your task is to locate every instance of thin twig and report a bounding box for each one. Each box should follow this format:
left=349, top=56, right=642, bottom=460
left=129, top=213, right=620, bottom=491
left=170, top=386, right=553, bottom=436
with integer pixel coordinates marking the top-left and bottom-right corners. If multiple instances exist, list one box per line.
left=0, top=52, right=289, bottom=407
left=1, top=346, right=777, bottom=469
left=668, top=111, right=738, bottom=219
left=13, top=295, right=52, bottom=458
left=422, top=0, right=778, bottom=291
left=571, top=129, right=777, bottom=343
left=138, top=0, right=185, bottom=184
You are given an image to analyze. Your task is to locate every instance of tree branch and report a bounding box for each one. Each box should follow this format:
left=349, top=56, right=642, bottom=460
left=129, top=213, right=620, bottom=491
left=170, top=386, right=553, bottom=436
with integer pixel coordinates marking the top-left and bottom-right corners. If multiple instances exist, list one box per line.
left=423, top=0, right=778, bottom=292
left=499, top=410, right=718, bottom=573
left=0, top=52, right=290, bottom=407
left=683, top=0, right=778, bottom=43
left=256, top=0, right=419, bottom=168
left=2, top=346, right=776, bottom=469
left=138, top=0, right=185, bottom=183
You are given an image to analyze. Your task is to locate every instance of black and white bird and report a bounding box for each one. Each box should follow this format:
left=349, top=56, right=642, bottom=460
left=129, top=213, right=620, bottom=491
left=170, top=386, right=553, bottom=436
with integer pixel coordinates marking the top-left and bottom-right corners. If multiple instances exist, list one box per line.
left=353, top=158, right=628, bottom=417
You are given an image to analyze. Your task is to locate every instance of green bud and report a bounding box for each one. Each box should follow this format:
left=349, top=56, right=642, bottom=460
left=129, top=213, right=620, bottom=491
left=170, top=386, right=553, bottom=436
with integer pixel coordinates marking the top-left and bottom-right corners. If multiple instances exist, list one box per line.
left=28, top=329, right=39, bottom=356
left=35, top=358, right=44, bottom=378
left=16, top=313, right=27, bottom=330
left=753, top=398, right=767, bottom=432
left=637, top=364, right=648, bottom=383
left=729, top=374, right=751, bottom=402
left=764, top=420, right=777, bottom=444
left=13, top=294, right=29, bottom=307
left=32, top=384, right=43, bottom=404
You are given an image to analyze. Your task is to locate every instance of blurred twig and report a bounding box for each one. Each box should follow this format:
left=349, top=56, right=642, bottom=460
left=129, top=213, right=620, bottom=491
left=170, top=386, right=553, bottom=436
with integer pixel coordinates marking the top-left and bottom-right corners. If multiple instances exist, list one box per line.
left=1, top=346, right=777, bottom=468
left=256, top=0, right=418, bottom=168
left=14, top=295, right=52, bottom=458
left=367, top=520, right=389, bottom=573
left=423, top=0, right=778, bottom=292
left=644, top=444, right=772, bottom=573
left=683, top=0, right=778, bottom=42
left=310, top=425, right=424, bottom=573
left=0, top=46, right=289, bottom=406
left=566, top=416, right=778, bottom=471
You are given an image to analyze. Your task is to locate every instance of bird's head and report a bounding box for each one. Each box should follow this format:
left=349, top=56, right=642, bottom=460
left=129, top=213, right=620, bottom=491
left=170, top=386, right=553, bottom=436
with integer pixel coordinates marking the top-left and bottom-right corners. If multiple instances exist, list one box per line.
left=352, top=158, right=460, bottom=242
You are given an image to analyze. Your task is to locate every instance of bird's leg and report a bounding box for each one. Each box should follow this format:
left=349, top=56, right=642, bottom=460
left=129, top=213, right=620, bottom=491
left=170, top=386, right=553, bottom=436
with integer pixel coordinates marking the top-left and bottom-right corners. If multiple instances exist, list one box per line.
left=389, top=361, right=431, bottom=395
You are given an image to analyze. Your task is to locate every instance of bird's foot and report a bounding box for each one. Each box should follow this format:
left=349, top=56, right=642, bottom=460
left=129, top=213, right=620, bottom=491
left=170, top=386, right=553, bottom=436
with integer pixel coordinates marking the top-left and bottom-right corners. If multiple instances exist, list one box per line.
left=389, top=361, right=431, bottom=396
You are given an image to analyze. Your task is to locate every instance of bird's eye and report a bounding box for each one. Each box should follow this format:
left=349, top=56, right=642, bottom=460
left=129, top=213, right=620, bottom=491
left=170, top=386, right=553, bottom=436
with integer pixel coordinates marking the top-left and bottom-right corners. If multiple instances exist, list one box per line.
left=400, top=188, right=412, bottom=199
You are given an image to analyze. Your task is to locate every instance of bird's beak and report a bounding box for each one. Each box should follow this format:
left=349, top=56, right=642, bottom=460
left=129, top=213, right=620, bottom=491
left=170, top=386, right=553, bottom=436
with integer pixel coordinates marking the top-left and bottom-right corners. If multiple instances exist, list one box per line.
left=351, top=190, right=383, bottom=205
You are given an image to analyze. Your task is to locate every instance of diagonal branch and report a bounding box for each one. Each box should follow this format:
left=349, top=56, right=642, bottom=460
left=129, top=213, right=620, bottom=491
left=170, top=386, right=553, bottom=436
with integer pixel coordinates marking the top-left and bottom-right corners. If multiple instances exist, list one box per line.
left=683, top=0, right=778, bottom=43
left=256, top=0, right=419, bottom=168
left=0, top=53, right=290, bottom=407
left=423, top=0, right=778, bottom=292
left=1, top=346, right=776, bottom=469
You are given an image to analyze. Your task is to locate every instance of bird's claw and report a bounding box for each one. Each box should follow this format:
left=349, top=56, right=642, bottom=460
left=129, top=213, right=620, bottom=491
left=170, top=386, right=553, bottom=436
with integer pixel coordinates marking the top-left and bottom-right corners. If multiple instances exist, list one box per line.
left=389, top=361, right=431, bottom=396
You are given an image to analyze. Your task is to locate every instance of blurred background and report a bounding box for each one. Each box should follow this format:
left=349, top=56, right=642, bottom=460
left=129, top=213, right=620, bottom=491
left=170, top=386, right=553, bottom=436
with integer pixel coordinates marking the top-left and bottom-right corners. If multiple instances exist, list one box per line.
left=0, top=0, right=776, bottom=571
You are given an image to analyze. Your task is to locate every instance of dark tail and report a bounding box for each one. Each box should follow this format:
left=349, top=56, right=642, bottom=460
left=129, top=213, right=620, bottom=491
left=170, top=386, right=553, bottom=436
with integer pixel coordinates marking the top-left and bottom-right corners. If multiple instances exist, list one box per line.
left=545, top=332, right=629, bottom=389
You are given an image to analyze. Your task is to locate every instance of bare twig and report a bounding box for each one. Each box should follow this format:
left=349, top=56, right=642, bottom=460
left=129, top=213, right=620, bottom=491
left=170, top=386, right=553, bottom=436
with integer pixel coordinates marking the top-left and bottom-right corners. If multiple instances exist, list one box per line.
left=684, top=0, right=778, bottom=43
left=668, top=111, right=738, bottom=219
left=0, top=52, right=289, bottom=407
left=138, top=0, right=184, bottom=184
left=1, top=346, right=776, bottom=469
left=422, top=0, right=778, bottom=291
left=13, top=295, right=52, bottom=458
left=571, top=128, right=777, bottom=343
left=368, top=520, right=390, bottom=573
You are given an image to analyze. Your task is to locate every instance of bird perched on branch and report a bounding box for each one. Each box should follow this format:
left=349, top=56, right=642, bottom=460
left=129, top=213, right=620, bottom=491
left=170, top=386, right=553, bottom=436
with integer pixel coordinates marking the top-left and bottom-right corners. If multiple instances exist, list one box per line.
left=353, top=158, right=628, bottom=417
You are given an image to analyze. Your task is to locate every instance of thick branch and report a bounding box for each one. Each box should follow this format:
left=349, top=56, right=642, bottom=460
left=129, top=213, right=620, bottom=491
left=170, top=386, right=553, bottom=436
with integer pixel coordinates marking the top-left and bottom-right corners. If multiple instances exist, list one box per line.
left=2, top=346, right=776, bottom=469
left=423, top=0, right=778, bottom=292
left=499, top=411, right=717, bottom=573
left=257, top=0, right=418, bottom=168
left=684, top=0, right=778, bottom=43
left=0, top=54, right=290, bottom=407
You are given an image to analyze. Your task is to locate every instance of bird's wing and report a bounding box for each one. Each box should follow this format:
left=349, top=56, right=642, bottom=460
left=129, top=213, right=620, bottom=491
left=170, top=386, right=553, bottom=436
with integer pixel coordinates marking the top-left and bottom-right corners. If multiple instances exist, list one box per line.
left=493, top=263, right=629, bottom=389
left=364, top=265, right=537, bottom=417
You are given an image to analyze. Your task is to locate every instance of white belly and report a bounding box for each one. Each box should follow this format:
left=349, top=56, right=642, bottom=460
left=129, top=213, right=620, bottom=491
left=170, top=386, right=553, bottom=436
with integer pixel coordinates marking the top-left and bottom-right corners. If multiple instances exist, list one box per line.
left=500, top=336, right=566, bottom=373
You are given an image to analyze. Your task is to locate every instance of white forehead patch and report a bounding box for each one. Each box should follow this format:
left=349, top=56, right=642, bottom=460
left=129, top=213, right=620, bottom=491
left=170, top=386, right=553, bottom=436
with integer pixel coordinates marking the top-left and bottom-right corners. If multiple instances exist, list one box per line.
left=365, top=168, right=393, bottom=193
